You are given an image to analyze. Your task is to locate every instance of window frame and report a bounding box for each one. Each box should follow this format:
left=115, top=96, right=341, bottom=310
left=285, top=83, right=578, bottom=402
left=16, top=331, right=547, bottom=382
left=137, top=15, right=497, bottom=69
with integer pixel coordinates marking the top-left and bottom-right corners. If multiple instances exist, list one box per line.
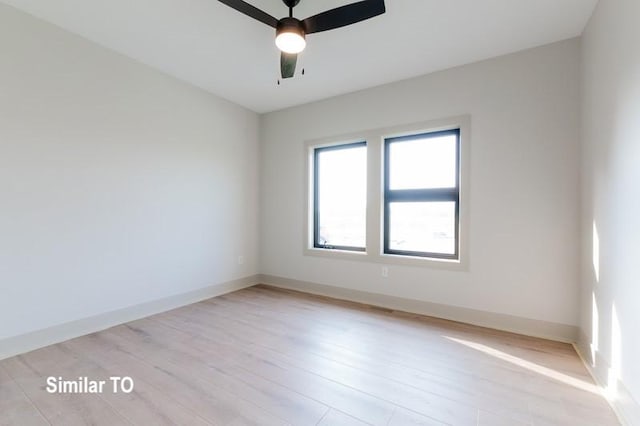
left=313, top=141, right=367, bottom=252
left=383, top=129, right=461, bottom=260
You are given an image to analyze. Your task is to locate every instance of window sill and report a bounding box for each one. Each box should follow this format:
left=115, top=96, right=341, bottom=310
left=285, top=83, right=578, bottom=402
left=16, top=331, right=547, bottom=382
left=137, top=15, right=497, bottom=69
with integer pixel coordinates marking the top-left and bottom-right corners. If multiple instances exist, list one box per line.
left=303, top=247, right=468, bottom=271
left=303, top=247, right=369, bottom=262
left=378, top=253, right=466, bottom=271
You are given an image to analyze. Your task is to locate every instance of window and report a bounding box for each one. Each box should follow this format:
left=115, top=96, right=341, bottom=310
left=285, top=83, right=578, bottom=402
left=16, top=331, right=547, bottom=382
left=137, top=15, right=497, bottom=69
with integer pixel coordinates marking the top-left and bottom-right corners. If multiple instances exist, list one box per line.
left=305, top=116, right=468, bottom=268
left=384, top=129, right=460, bottom=259
left=313, top=142, right=367, bottom=251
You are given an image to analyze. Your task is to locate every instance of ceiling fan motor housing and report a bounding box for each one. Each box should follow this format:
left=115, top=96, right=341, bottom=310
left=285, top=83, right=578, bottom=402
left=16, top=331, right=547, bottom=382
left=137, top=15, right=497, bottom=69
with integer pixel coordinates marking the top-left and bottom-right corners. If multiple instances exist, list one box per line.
left=276, top=17, right=306, bottom=38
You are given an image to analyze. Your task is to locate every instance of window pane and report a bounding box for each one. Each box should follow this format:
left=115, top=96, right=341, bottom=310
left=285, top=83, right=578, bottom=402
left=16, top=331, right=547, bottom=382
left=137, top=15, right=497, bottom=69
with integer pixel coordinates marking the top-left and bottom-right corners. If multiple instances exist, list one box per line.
left=389, top=134, right=457, bottom=190
left=316, top=145, right=367, bottom=249
left=388, top=202, right=456, bottom=255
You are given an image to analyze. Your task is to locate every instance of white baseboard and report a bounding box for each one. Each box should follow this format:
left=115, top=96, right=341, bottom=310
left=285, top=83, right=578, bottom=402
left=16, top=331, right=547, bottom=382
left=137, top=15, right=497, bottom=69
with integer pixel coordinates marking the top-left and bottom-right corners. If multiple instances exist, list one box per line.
left=574, top=332, right=640, bottom=426
left=0, top=275, right=259, bottom=361
left=258, top=274, right=578, bottom=343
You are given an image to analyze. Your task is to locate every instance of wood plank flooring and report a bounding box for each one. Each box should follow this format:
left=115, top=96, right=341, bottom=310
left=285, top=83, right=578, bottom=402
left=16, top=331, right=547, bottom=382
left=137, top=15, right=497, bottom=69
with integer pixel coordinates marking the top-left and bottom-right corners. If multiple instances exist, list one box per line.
left=0, top=285, right=619, bottom=425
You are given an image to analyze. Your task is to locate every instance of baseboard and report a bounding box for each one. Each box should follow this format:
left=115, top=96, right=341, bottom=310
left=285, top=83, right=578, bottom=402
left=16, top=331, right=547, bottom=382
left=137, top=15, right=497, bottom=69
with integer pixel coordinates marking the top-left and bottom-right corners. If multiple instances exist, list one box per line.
left=574, top=332, right=640, bottom=426
left=258, top=274, right=578, bottom=343
left=0, top=275, right=260, bottom=361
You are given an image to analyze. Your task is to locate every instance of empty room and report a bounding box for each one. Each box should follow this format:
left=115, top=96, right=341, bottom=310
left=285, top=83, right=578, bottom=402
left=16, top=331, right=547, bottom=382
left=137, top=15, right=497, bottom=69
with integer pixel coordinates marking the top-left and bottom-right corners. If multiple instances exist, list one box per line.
left=1, top=0, right=638, bottom=425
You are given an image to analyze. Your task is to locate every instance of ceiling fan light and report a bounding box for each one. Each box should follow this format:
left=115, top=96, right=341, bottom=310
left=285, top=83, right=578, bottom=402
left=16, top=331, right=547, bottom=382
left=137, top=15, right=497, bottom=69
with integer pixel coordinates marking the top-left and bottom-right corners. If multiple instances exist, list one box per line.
left=276, top=32, right=306, bottom=53
left=275, top=18, right=306, bottom=54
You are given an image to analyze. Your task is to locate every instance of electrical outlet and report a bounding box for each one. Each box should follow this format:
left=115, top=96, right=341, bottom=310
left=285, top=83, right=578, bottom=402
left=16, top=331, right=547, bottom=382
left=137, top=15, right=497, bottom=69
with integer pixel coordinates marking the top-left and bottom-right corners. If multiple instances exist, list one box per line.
left=237, top=256, right=244, bottom=265
left=381, top=266, right=389, bottom=278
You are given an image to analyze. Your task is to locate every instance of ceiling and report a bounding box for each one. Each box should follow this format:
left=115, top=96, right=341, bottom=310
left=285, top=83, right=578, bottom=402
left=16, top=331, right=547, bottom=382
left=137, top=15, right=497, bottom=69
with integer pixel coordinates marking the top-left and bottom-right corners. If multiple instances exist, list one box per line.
left=3, top=0, right=597, bottom=113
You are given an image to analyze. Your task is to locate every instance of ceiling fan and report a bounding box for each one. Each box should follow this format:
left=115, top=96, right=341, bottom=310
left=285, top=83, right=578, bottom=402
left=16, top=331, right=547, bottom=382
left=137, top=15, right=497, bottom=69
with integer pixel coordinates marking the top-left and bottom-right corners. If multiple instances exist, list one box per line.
left=217, top=0, right=386, bottom=79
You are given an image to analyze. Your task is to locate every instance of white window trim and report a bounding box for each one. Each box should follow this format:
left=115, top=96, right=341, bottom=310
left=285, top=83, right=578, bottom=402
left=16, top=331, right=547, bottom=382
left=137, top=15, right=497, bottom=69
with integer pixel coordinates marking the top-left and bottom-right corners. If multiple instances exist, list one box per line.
left=303, top=115, right=470, bottom=271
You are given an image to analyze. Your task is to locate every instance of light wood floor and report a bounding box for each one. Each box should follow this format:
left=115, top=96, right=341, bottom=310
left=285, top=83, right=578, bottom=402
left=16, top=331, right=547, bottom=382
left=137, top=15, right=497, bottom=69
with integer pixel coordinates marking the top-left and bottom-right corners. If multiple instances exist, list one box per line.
left=1, top=285, right=619, bottom=426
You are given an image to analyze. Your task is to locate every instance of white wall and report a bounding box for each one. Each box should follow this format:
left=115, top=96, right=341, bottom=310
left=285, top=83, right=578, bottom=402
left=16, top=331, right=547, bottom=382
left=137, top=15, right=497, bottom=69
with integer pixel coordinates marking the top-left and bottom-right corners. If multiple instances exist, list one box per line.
left=579, top=0, right=640, bottom=422
left=260, top=39, right=581, bottom=330
left=0, top=4, right=259, bottom=341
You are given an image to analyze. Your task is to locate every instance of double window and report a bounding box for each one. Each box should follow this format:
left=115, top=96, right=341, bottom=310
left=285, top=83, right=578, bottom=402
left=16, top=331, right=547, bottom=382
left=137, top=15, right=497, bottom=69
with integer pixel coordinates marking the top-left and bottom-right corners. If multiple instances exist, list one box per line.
left=307, top=118, right=467, bottom=266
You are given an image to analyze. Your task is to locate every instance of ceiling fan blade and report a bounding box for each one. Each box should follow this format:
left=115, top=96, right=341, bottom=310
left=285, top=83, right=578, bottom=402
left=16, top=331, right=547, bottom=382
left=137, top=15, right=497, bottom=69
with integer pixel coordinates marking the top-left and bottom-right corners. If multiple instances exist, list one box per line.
left=217, top=0, right=278, bottom=28
left=280, top=52, right=297, bottom=79
left=302, top=0, right=385, bottom=34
